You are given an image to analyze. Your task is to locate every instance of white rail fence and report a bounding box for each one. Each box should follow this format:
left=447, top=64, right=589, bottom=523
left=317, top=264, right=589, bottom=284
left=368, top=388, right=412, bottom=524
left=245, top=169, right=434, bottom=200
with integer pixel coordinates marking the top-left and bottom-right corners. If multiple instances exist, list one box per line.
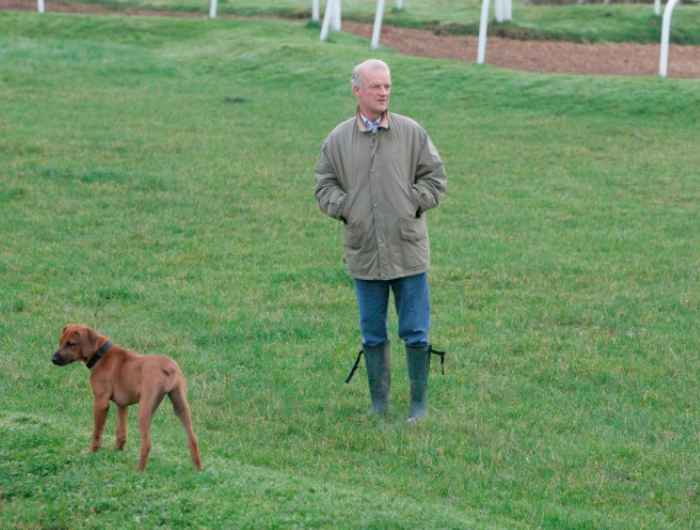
left=31, top=0, right=686, bottom=78
left=476, top=0, right=683, bottom=78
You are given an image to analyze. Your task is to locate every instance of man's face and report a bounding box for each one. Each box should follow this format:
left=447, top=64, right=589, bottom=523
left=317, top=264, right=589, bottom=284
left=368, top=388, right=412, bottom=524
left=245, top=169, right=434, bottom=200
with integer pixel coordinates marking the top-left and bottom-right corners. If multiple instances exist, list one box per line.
left=353, top=67, right=392, bottom=120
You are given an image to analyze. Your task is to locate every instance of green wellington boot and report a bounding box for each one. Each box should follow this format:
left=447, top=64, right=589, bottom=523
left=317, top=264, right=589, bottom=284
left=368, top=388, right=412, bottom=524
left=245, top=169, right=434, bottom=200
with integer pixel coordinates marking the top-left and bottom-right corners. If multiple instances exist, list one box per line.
left=364, top=342, right=391, bottom=415
left=406, top=344, right=431, bottom=422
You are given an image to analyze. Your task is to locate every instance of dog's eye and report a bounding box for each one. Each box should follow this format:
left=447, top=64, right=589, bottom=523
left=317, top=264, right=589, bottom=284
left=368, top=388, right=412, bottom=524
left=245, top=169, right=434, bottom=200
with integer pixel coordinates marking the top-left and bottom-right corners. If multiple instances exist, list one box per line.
left=66, top=341, right=76, bottom=347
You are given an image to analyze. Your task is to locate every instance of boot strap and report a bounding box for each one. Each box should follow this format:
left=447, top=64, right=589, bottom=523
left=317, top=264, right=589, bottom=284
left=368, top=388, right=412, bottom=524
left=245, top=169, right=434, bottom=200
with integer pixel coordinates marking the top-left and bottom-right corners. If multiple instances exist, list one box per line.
left=429, top=346, right=446, bottom=375
left=346, top=347, right=445, bottom=382
left=344, top=349, right=364, bottom=384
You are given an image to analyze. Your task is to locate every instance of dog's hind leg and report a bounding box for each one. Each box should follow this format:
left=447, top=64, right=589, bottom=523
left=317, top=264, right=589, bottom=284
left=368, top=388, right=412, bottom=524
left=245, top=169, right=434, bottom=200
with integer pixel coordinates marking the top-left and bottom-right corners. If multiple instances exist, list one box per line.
left=137, top=389, right=165, bottom=471
left=168, top=380, right=202, bottom=471
left=116, top=405, right=128, bottom=450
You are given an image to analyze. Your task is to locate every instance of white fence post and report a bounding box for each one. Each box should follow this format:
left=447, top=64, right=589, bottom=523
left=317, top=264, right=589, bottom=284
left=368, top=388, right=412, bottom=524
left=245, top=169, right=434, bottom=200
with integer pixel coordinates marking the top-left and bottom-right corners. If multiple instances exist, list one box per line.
left=371, top=0, right=386, bottom=49
left=494, top=0, right=512, bottom=23
left=654, top=0, right=662, bottom=16
left=477, top=0, right=491, bottom=64
left=659, top=0, right=680, bottom=77
left=332, top=0, right=342, bottom=31
left=495, top=0, right=504, bottom=22
left=208, top=0, right=218, bottom=18
left=396, top=0, right=404, bottom=8
left=37, top=0, right=45, bottom=13
left=320, top=0, right=336, bottom=41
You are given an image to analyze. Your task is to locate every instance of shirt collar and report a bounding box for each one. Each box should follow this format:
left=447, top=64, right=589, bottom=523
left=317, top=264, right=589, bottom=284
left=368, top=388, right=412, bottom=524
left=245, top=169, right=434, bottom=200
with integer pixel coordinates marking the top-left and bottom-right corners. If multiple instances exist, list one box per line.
left=356, top=109, right=390, bottom=133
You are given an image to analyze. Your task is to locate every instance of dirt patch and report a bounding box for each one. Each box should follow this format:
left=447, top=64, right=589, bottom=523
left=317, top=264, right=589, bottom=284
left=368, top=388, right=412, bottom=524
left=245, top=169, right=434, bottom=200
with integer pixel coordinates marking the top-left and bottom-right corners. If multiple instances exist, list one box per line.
left=3, top=0, right=699, bottom=78
left=343, top=21, right=700, bottom=78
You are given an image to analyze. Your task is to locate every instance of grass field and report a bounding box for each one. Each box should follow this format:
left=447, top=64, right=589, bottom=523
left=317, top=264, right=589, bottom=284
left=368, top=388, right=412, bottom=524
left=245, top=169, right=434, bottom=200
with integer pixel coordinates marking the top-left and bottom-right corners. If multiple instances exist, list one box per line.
left=2, top=9, right=700, bottom=529
left=55, top=0, right=700, bottom=44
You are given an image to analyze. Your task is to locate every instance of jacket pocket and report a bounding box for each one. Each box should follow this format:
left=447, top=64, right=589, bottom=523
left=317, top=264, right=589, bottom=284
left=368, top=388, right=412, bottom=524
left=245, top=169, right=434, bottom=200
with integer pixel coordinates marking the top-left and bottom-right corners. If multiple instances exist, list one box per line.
left=344, top=221, right=365, bottom=250
left=399, top=216, right=427, bottom=242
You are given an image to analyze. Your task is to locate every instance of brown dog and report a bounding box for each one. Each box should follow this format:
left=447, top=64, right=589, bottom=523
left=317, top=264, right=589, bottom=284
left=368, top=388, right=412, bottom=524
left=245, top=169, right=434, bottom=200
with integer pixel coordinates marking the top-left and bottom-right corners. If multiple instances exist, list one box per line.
left=52, top=324, right=202, bottom=471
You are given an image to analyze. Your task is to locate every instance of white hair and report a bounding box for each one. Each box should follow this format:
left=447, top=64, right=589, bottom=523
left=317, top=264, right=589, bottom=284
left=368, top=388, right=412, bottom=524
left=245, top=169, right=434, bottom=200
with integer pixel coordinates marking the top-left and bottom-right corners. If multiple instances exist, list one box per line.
left=351, top=59, right=391, bottom=88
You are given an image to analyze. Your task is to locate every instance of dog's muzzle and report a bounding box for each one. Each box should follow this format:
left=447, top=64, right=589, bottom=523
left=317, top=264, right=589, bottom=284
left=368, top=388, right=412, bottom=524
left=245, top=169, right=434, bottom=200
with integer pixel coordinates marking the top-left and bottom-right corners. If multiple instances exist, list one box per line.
left=52, top=351, right=67, bottom=366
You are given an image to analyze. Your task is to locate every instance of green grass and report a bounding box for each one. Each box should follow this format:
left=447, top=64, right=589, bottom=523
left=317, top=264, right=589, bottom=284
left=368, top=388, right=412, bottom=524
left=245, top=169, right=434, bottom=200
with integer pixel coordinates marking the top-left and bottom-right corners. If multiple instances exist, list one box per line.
left=53, top=0, right=700, bottom=44
left=1, top=10, right=700, bottom=529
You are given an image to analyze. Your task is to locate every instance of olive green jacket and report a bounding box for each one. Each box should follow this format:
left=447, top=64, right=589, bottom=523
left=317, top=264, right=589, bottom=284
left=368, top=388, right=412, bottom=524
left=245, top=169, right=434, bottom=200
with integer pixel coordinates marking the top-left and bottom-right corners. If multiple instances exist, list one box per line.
left=315, top=111, right=447, bottom=280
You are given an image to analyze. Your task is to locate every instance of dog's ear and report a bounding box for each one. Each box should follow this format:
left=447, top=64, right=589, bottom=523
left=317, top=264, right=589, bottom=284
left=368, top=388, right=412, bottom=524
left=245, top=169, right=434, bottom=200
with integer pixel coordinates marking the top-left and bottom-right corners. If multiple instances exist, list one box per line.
left=60, top=324, right=73, bottom=344
left=80, top=327, right=100, bottom=357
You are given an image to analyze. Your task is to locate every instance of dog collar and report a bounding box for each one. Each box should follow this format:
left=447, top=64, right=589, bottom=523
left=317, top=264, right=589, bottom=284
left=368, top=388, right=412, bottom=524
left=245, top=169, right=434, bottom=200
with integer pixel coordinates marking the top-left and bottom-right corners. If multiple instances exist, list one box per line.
left=86, top=340, right=113, bottom=369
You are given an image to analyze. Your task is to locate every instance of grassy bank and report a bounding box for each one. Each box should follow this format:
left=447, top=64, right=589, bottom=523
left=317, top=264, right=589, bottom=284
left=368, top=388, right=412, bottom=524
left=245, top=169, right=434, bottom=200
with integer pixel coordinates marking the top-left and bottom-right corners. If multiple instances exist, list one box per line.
left=1, top=11, right=699, bottom=529
left=43, top=0, right=700, bottom=44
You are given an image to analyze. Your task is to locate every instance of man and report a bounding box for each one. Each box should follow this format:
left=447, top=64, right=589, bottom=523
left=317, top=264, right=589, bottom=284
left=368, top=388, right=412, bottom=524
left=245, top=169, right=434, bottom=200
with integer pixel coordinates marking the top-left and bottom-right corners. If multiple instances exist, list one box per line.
left=314, top=59, right=447, bottom=422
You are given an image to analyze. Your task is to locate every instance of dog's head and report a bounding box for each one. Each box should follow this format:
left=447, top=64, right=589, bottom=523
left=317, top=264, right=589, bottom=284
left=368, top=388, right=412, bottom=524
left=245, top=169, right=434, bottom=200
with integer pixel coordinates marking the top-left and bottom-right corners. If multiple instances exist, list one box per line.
left=52, top=324, right=101, bottom=366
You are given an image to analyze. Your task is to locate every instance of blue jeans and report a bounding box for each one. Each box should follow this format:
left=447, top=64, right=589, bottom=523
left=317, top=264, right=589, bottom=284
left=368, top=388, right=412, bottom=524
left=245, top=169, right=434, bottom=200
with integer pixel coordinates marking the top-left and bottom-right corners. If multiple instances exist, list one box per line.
left=353, top=273, right=430, bottom=349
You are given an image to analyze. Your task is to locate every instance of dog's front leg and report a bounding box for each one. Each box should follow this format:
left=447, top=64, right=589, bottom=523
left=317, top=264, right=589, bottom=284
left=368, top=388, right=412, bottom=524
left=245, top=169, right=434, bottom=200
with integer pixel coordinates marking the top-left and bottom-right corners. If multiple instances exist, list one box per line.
left=116, top=405, right=128, bottom=450
left=91, top=399, right=110, bottom=452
